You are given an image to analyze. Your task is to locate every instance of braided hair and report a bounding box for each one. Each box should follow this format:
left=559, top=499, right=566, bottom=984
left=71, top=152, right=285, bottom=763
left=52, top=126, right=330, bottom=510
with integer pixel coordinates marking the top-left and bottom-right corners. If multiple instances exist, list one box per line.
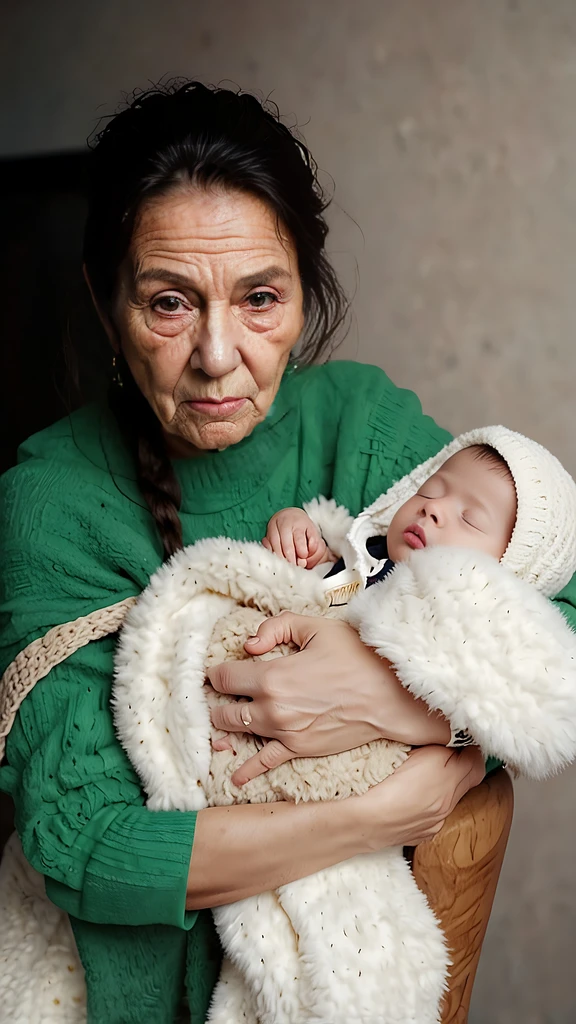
left=83, top=80, right=349, bottom=558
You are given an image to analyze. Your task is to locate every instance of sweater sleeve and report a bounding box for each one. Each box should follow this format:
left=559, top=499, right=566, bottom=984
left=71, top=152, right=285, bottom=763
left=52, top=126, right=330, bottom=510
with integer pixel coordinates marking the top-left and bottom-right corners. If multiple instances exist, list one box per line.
left=320, top=361, right=576, bottom=772
left=0, top=452, right=198, bottom=930
left=325, top=361, right=576, bottom=634
left=550, top=573, right=576, bottom=632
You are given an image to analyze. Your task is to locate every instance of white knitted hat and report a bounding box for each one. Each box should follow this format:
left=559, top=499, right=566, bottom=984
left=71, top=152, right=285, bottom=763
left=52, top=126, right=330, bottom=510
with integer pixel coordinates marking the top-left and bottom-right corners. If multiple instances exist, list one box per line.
left=347, top=426, right=576, bottom=598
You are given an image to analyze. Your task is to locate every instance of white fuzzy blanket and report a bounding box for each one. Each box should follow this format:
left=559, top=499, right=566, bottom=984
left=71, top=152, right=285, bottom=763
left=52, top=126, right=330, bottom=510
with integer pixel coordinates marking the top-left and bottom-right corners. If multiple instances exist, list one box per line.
left=110, top=522, right=576, bottom=1024
left=3, top=503, right=576, bottom=1024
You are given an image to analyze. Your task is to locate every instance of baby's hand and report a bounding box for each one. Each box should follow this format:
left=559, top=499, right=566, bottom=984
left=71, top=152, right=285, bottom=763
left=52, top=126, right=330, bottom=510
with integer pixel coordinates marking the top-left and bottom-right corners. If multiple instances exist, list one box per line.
left=263, top=507, right=332, bottom=569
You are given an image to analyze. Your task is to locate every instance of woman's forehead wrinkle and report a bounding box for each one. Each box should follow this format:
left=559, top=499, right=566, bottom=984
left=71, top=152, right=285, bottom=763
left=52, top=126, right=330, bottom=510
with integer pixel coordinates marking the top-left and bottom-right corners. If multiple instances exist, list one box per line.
left=127, top=195, right=297, bottom=307
left=131, top=249, right=294, bottom=296
left=131, top=235, right=293, bottom=275
left=131, top=230, right=287, bottom=261
left=133, top=195, right=290, bottom=254
left=122, top=193, right=300, bottom=328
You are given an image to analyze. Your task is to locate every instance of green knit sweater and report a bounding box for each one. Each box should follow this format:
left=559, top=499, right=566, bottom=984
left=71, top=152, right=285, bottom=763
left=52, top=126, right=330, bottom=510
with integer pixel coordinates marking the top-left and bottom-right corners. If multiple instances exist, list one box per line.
left=1, top=361, right=574, bottom=1023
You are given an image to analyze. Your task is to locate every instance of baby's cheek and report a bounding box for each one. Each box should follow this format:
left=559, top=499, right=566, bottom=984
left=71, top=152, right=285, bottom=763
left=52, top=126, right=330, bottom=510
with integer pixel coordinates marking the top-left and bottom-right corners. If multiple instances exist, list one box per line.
left=386, top=522, right=403, bottom=562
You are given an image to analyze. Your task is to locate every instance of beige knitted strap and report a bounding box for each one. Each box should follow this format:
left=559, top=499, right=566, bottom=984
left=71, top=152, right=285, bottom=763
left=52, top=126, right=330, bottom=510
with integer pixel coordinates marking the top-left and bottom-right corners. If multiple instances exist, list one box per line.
left=0, top=596, right=137, bottom=761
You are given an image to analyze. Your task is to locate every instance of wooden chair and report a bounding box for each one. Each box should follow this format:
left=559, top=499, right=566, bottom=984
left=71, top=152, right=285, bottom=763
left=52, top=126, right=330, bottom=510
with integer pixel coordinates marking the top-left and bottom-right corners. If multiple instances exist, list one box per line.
left=0, top=771, right=513, bottom=1022
left=411, top=767, right=514, bottom=1022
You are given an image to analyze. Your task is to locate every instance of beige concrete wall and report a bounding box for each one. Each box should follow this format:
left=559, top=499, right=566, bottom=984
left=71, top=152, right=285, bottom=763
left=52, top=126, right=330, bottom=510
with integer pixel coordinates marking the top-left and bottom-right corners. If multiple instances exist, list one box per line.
left=3, top=0, right=576, bottom=471
left=2, top=2, right=576, bottom=1019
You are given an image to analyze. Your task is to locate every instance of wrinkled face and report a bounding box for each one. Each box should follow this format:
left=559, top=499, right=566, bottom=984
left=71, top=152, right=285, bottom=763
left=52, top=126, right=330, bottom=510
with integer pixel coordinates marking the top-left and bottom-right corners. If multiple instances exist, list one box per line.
left=386, top=447, right=517, bottom=562
left=109, top=187, right=305, bottom=454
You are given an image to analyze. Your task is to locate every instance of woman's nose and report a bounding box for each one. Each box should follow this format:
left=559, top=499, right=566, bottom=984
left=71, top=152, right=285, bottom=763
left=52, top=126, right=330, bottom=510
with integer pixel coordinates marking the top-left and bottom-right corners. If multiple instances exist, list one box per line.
left=189, top=303, right=243, bottom=377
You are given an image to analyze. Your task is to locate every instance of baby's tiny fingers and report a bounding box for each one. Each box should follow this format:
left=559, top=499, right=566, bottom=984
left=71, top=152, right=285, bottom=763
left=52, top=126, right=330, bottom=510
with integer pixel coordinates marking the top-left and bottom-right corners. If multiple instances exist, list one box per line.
left=293, top=528, right=310, bottom=561
left=267, top=521, right=285, bottom=558
left=305, top=539, right=331, bottom=569
left=278, top=523, right=298, bottom=564
left=306, top=528, right=319, bottom=554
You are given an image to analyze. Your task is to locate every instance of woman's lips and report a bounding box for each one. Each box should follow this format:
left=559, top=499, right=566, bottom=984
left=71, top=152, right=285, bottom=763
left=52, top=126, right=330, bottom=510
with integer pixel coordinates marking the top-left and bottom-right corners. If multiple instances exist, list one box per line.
left=403, top=523, right=427, bottom=549
left=186, top=397, right=247, bottom=417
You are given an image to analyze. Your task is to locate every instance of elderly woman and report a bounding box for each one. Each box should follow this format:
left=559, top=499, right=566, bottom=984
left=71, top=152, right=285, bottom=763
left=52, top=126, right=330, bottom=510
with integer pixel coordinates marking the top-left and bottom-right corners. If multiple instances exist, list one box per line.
left=0, top=80, right=559, bottom=1024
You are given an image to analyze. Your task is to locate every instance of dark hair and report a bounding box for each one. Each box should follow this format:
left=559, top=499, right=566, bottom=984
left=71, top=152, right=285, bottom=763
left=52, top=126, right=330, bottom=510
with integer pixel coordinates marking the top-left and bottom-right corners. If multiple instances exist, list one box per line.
left=82, top=80, right=349, bottom=558
left=471, top=444, right=514, bottom=481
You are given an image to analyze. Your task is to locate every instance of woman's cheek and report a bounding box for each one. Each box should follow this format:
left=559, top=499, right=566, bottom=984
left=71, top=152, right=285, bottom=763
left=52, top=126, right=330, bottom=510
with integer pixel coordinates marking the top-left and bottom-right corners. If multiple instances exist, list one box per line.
left=239, top=319, right=296, bottom=380
left=127, top=324, right=193, bottom=398
left=234, top=306, right=303, bottom=376
left=142, top=356, right=187, bottom=421
left=233, top=304, right=284, bottom=335
left=143, top=308, right=198, bottom=339
left=125, top=307, right=196, bottom=362
left=120, top=308, right=174, bottom=356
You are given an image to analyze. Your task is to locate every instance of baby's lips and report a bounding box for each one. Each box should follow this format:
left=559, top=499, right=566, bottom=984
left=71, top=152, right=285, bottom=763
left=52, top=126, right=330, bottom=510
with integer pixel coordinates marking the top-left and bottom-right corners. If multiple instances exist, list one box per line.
left=403, top=523, right=427, bottom=548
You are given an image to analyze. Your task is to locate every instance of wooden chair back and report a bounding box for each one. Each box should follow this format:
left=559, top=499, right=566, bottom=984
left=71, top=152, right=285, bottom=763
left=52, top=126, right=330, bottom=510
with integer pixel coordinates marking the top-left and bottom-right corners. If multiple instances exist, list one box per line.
left=411, top=768, right=514, bottom=1022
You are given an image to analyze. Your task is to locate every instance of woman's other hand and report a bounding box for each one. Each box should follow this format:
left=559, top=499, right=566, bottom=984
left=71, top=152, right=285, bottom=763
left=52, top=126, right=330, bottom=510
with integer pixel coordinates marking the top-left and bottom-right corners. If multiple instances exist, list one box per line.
left=359, top=745, right=486, bottom=849
left=188, top=744, right=485, bottom=910
left=207, top=613, right=451, bottom=785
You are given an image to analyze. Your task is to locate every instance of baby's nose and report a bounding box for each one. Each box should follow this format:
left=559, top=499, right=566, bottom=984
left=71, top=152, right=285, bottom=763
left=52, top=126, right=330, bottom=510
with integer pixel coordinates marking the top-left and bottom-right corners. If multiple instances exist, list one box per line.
left=423, top=499, right=442, bottom=525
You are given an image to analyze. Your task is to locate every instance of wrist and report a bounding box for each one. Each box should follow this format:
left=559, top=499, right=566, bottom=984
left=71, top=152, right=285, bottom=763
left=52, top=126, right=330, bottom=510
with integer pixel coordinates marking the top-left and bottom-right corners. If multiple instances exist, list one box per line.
left=413, top=706, right=451, bottom=746
left=369, top=653, right=451, bottom=746
left=389, top=700, right=451, bottom=746
left=344, top=791, right=389, bottom=856
left=315, top=792, right=376, bottom=859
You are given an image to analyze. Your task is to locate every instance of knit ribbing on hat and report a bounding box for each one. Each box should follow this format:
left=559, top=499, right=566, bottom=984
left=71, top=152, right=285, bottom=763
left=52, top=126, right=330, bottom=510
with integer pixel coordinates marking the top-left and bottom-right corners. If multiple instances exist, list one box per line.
left=347, top=426, right=576, bottom=598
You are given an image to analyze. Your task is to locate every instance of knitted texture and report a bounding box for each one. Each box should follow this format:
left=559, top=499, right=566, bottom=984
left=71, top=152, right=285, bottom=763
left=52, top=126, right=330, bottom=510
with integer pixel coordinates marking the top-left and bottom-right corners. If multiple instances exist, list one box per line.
left=0, top=598, right=136, bottom=760
left=4, top=524, right=576, bottom=1021
left=348, top=425, right=576, bottom=597
left=0, top=362, right=573, bottom=1022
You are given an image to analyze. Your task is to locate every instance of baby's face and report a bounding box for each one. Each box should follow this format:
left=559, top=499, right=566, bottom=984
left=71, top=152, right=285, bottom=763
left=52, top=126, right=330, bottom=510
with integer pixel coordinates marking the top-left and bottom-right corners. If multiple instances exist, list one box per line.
left=386, top=447, right=517, bottom=563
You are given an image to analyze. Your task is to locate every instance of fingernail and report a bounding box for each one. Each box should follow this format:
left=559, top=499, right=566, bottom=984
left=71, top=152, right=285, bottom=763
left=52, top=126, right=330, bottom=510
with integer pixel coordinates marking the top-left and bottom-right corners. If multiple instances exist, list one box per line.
left=245, top=636, right=259, bottom=645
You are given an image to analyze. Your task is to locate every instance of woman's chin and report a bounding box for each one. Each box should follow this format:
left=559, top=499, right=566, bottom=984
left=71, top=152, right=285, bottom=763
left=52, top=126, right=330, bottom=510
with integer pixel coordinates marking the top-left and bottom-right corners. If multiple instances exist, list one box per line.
left=166, top=413, right=258, bottom=454
left=198, top=419, right=253, bottom=450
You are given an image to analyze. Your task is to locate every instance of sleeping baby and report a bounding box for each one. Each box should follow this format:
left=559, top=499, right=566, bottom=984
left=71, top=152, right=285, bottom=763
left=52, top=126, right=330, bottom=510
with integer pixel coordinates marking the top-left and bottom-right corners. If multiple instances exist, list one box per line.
left=110, top=424, right=576, bottom=1024
left=265, top=442, right=515, bottom=575
left=6, top=426, right=576, bottom=1024
left=223, top=440, right=518, bottom=780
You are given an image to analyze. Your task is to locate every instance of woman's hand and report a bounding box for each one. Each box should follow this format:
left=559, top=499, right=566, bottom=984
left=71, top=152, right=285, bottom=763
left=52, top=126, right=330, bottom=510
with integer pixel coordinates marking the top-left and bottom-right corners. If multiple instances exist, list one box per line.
left=358, top=745, right=486, bottom=849
left=188, top=744, right=485, bottom=909
left=207, top=612, right=451, bottom=785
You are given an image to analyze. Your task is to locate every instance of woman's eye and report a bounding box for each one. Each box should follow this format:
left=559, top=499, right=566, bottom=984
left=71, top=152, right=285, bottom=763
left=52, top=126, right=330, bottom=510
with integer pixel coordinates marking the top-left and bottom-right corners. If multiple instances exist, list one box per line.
left=247, top=291, right=277, bottom=310
left=152, top=295, right=186, bottom=314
